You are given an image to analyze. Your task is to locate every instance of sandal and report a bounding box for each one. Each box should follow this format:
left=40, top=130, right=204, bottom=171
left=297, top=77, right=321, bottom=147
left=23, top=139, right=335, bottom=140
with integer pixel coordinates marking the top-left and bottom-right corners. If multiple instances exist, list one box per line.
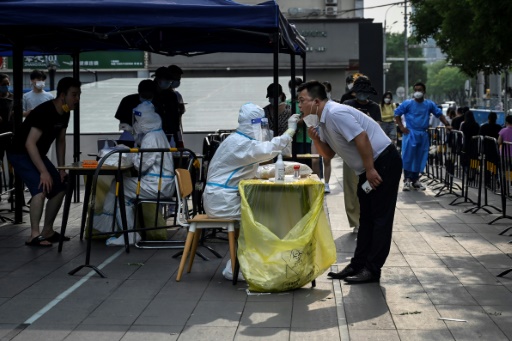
left=25, top=235, right=52, bottom=247
left=46, top=232, right=71, bottom=243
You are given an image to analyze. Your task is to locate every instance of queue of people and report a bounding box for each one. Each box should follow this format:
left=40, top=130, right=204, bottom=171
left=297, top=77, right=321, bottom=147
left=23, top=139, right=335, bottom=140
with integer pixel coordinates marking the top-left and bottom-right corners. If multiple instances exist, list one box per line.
left=4, top=67, right=509, bottom=287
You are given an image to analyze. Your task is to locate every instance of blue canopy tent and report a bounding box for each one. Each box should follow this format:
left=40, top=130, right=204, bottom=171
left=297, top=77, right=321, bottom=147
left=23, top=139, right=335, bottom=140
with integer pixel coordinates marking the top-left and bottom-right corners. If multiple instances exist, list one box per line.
left=0, top=0, right=306, bottom=224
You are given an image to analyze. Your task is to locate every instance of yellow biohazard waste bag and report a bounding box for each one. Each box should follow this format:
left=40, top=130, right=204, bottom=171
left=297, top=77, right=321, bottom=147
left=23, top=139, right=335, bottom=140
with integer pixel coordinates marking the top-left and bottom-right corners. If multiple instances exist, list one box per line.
left=237, top=178, right=336, bottom=292
left=86, top=175, right=167, bottom=240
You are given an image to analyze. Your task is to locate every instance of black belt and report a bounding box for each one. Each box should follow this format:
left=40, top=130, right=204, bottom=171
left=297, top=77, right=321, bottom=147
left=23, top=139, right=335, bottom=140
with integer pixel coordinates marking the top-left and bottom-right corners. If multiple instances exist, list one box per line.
left=376, top=144, right=395, bottom=162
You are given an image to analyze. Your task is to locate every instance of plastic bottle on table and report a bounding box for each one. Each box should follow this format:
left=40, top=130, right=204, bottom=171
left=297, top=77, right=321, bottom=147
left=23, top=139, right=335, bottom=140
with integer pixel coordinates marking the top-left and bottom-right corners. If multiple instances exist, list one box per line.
left=275, top=151, right=285, bottom=182
left=293, top=164, right=300, bottom=179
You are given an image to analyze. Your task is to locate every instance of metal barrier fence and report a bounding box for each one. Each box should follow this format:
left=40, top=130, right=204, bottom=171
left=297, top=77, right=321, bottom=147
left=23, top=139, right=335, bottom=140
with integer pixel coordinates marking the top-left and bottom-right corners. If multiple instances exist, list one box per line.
left=425, top=129, right=512, bottom=226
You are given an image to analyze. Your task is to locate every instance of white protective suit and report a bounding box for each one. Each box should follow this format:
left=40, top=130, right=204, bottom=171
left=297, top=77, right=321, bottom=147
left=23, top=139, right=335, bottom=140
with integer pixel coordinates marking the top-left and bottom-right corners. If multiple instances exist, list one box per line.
left=203, top=103, right=297, bottom=219
left=93, top=101, right=175, bottom=245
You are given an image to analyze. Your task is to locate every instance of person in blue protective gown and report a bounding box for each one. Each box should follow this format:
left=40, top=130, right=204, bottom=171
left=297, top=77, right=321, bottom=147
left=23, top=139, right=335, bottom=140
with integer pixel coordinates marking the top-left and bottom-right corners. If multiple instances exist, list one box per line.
left=394, top=82, right=451, bottom=191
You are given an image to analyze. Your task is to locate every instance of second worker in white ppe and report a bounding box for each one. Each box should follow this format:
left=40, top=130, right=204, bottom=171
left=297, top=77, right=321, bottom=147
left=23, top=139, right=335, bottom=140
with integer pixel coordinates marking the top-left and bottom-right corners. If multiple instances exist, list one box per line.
left=93, top=101, right=175, bottom=245
left=203, top=102, right=299, bottom=219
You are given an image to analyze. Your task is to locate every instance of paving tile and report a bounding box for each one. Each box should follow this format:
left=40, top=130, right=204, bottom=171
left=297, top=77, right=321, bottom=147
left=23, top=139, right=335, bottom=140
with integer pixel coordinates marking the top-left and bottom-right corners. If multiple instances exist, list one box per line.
left=388, top=302, right=444, bottom=330
left=453, top=234, right=502, bottom=254
left=397, top=329, right=455, bottom=340
left=81, top=298, right=150, bottom=325
left=436, top=305, right=509, bottom=341
left=482, top=305, right=512, bottom=340
left=423, top=284, right=478, bottom=305
left=419, top=232, right=469, bottom=254
left=34, top=298, right=104, bottom=325
left=341, top=283, right=395, bottom=330
left=0, top=324, right=20, bottom=339
left=0, top=277, right=40, bottom=298
left=382, top=252, right=408, bottom=267
left=289, top=327, right=341, bottom=340
left=412, top=267, right=461, bottom=285
left=134, top=299, right=196, bottom=326
left=0, top=297, right=52, bottom=324
left=437, top=253, right=485, bottom=269
left=201, top=278, right=248, bottom=301
left=67, top=278, right=125, bottom=300
left=439, top=223, right=476, bottom=233
left=464, top=285, right=512, bottom=306
left=471, top=252, right=512, bottom=269
left=120, top=325, right=181, bottom=341
left=291, top=298, right=337, bottom=330
left=392, top=232, right=434, bottom=254
left=186, top=300, right=244, bottom=327
left=381, top=283, right=431, bottom=305
left=380, top=267, right=421, bottom=285
left=64, top=323, right=129, bottom=341
left=451, top=267, right=503, bottom=286
left=11, top=323, right=75, bottom=341
left=403, top=253, right=445, bottom=268
left=234, top=326, right=289, bottom=340
left=240, top=301, right=292, bottom=328
left=348, top=329, right=400, bottom=341
left=108, top=279, right=166, bottom=300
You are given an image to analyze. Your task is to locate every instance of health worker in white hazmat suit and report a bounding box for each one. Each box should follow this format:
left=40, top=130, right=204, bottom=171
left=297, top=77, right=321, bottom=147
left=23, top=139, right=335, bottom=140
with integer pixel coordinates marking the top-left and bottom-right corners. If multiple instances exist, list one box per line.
left=203, top=102, right=300, bottom=219
left=93, top=101, right=175, bottom=245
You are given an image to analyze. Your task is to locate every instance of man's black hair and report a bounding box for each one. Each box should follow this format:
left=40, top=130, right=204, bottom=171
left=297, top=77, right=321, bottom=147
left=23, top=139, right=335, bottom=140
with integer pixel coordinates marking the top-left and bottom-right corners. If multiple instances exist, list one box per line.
left=488, top=111, right=497, bottom=123
left=297, top=80, right=327, bottom=101
left=30, top=70, right=46, bottom=80
left=288, top=77, right=303, bottom=88
left=506, top=115, right=512, bottom=125
left=56, top=77, right=81, bottom=98
left=413, top=82, right=426, bottom=92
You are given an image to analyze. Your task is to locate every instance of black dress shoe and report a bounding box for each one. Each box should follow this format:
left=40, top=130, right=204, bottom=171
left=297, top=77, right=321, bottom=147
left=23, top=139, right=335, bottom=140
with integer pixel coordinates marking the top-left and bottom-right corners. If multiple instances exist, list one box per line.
left=343, top=268, right=380, bottom=284
left=327, top=265, right=357, bottom=280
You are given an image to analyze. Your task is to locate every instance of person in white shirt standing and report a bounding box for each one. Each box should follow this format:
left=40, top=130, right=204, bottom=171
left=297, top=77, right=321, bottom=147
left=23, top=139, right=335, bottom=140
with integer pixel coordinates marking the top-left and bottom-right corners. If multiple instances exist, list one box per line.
left=23, top=70, right=55, bottom=117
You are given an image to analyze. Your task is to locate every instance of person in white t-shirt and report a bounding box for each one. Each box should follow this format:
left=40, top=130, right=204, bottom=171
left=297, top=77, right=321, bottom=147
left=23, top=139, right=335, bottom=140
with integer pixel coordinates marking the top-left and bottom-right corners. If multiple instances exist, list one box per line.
left=23, top=70, right=55, bottom=117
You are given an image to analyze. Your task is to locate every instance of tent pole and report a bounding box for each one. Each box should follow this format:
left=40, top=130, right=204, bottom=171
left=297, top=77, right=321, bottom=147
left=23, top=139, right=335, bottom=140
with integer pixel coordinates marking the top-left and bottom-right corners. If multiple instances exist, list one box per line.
left=290, top=53, right=297, bottom=158
left=302, top=54, right=306, bottom=82
left=12, top=37, right=24, bottom=224
left=72, top=52, right=81, bottom=203
left=272, top=32, right=279, bottom=140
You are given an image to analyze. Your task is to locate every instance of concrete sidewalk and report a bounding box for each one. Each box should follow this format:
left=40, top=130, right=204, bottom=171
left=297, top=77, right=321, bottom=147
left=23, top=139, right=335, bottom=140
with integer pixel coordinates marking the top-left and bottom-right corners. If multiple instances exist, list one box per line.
left=0, top=155, right=511, bottom=340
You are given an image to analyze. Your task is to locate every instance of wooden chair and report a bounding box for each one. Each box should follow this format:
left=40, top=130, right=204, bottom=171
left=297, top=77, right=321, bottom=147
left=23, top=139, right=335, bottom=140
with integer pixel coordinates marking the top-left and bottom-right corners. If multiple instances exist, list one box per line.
left=175, top=168, right=237, bottom=282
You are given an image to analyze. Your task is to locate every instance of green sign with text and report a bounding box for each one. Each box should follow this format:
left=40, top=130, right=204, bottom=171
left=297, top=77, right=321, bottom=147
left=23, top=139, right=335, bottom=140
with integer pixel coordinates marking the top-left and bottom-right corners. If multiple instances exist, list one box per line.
left=6, top=51, right=144, bottom=70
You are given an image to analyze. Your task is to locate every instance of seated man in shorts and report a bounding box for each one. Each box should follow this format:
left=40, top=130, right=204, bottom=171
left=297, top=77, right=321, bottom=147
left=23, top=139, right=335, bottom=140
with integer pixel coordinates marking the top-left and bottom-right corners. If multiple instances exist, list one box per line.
left=8, top=77, right=81, bottom=247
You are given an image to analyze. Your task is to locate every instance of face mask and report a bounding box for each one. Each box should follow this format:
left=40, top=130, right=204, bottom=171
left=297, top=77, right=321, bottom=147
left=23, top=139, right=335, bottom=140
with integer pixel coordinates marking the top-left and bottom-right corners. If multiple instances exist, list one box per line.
left=356, top=93, right=369, bottom=101
left=139, top=97, right=152, bottom=103
left=35, top=81, right=45, bottom=90
left=0, top=85, right=8, bottom=94
left=303, top=114, right=319, bottom=128
left=384, top=98, right=391, bottom=104
left=413, top=91, right=424, bottom=99
left=62, top=103, right=70, bottom=113
left=326, top=92, right=332, bottom=100
left=158, top=80, right=171, bottom=90
left=268, top=97, right=274, bottom=104
left=347, top=83, right=353, bottom=90
left=170, top=80, right=180, bottom=89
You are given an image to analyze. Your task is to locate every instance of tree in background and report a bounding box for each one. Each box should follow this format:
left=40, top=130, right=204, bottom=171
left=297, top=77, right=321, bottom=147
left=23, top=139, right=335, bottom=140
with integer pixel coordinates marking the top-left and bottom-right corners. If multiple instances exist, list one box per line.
left=426, top=61, right=469, bottom=105
left=385, top=31, right=427, bottom=100
left=410, top=0, right=512, bottom=77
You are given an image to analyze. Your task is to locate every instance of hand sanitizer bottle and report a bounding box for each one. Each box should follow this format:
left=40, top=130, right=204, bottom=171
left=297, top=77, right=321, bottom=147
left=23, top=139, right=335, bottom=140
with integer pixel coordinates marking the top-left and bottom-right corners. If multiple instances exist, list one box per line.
left=275, top=151, right=285, bottom=182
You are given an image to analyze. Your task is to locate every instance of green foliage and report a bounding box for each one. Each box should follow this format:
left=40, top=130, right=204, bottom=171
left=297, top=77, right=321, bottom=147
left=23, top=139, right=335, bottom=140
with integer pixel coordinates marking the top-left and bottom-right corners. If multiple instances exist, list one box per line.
left=410, top=0, right=512, bottom=76
left=385, top=32, right=426, bottom=95
left=426, top=61, right=469, bottom=104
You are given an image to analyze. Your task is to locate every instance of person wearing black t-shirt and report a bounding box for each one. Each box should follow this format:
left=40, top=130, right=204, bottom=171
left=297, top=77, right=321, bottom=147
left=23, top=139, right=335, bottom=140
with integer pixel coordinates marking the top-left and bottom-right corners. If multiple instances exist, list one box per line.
left=479, top=111, right=502, bottom=139
left=7, top=77, right=81, bottom=247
